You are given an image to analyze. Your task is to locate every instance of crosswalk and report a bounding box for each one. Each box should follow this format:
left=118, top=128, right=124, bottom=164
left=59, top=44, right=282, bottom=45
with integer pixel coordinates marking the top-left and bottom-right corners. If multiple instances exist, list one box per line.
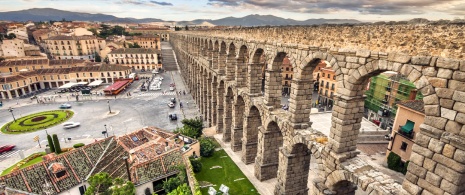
left=0, top=150, right=19, bottom=159
left=137, top=91, right=177, bottom=97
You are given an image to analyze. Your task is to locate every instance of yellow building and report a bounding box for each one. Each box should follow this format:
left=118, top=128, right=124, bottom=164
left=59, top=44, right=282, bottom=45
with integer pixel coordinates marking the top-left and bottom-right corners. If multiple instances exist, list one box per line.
left=45, top=35, right=106, bottom=60
left=318, top=66, right=337, bottom=107
left=0, top=59, right=131, bottom=99
left=108, top=48, right=162, bottom=71
left=133, top=35, right=161, bottom=50
left=387, top=100, right=424, bottom=162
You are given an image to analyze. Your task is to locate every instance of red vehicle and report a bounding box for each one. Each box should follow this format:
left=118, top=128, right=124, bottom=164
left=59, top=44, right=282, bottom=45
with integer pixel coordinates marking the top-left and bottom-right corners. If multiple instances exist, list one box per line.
left=0, top=145, right=15, bottom=154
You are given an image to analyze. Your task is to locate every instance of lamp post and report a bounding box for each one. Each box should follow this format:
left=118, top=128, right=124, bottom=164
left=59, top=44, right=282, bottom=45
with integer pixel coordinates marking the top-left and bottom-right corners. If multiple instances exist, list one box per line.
left=107, top=100, right=112, bottom=113
left=8, top=107, right=16, bottom=122
left=122, top=156, right=132, bottom=182
left=103, top=124, right=108, bottom=138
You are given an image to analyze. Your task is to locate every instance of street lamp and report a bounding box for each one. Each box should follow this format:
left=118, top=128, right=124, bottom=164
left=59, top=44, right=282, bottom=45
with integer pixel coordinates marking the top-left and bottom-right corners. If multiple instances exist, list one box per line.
left=107, top=100, right=112, bottom=113
left=122, top=156, right=132, bottom=182
left=8, top=107, right=16, bottom=122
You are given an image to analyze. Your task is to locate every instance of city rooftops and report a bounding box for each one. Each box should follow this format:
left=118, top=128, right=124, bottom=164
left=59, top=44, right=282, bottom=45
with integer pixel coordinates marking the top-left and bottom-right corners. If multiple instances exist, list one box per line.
left=109, top=48, right=160, bottom=54
left=397, top=100, right=425, bottom=114
left=0, top=59, right=49, bottom=67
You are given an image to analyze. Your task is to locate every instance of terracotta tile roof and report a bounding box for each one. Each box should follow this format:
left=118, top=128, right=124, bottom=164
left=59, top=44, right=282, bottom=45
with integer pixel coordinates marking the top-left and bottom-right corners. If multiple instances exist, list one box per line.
left=46, top=35, right=98, bottom=41
left=0, top=59, right=49, bottom=67
left=49, top=59, right=86, bottom=66
left=397, top=100, right=425, bottom=114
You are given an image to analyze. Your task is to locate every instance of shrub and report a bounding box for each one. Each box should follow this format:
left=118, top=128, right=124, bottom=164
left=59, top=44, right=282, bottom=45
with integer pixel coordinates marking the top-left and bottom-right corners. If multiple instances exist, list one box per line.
left=52, top=134, right=62, bottom=154
left=402, top=161, right=410, bottom=175
left=163, top=177, right=181, bottom=192
left=47, top=134, right=55, bottom=153
left=387, top=152, right=408, bottom=174
left=199, top=137, right=215, bottom=157
left=73, top=143, right=85, bottom=148
left=189, top=157, right=202, bottom=173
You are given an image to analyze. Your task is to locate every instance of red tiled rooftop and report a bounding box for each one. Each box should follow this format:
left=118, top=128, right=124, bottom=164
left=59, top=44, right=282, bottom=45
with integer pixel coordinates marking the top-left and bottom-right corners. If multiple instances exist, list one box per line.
left=104, top=80, right=130, bottom=91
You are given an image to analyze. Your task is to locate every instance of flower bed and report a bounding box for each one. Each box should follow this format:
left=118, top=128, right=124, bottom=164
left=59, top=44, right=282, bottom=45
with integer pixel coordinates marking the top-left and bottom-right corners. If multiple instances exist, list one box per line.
left=1, top=110, right=74, bottom=134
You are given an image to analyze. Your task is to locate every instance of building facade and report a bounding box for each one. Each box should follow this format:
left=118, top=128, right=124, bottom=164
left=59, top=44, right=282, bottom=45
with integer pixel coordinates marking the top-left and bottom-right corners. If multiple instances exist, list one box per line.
left=387, top=100, right=425, bottom=162
left=108, top=48, right=162, bottom=71
left=127, top=27, right=170, bottom=41
left=318, top=66, right=337, bottom=107
left=133, top=35, right=161, bottom=49
left=45, top=35, right=106, bottom=60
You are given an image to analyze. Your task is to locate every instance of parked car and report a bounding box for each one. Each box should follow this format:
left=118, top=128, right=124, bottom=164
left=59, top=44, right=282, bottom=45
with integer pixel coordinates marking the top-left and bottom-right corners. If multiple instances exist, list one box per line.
left=59, top=103, right=72, bottom=109
left=169, top=114, right=178, bottom=120
left=0, top=145, right=15, bottom=154
left=168, top=102, right=175, bottom=108
left=170, top=98, right=176, bottom=103
left=63, top=122, right=80, bottom=129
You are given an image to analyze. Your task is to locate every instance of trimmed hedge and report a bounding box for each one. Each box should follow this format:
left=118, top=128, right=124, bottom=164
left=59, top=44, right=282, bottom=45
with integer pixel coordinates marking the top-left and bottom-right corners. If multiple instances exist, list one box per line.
left=52, top=134, right=62, bottom=154
left=73, top=143, right=85, bottom=148
left=387, top=152, right=409, bottom=175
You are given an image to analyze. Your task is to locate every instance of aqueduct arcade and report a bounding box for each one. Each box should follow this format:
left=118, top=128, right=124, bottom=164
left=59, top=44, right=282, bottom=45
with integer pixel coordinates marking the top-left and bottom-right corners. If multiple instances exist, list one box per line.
left=170, top=24, right=465, bottom=195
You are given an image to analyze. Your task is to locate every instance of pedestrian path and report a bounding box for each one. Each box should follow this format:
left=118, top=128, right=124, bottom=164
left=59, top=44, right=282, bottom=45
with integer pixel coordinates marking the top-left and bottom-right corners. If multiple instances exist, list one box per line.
left=0, top=150, right=20, bottom=160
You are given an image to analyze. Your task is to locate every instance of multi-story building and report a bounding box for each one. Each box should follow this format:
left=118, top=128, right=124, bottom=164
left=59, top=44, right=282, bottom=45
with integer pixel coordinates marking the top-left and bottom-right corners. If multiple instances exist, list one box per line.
left=0, top=38, right=41, bottom=58
left=364, top=72, right=422, bottom=129
left=108, top=48, right=162, bottom=71
left=387, top=100, right=424, bottom=163
left=133, top=35, right=161, bottom=49
left=281, top=57, right=293, bottom=94
left=0, top=59, right=131, bottom=99
left=127, top=27, right=170, bottom=41
left=45, top=35, right=106, bottom=60
left=317, top=66, right=337, bottom=107
left=6, top=26, right=28, bottom=41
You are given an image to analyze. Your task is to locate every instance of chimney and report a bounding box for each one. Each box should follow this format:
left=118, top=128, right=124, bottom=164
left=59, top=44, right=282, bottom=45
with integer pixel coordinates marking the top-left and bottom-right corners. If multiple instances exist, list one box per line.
left=409, top=89, right=418, bottom=100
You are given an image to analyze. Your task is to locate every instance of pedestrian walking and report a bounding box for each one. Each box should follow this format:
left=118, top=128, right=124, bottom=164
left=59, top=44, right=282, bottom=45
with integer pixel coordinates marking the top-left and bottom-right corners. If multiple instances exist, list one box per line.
left=183, top=90, right=186, bottom=95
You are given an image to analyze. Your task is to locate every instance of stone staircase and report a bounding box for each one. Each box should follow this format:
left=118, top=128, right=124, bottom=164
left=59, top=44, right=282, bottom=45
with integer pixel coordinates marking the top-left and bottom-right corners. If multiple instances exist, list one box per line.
left=161, top=42, right=178, bottom=71
left=357, top=130, right=391, bottom=144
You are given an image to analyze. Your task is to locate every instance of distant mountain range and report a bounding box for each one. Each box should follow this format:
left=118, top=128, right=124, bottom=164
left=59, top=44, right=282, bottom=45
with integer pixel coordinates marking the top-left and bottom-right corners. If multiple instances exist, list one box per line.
left=0, top=8, right=361, bottom=26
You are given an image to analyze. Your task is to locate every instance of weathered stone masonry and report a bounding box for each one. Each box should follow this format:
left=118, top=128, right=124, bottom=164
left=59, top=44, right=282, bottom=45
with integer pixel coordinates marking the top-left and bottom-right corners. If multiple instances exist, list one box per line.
left=170, top=24, right=465, bottom=195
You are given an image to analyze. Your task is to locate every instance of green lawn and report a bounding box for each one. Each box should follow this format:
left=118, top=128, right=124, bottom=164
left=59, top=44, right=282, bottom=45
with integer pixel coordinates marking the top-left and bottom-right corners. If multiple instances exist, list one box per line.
left=1, top=110, right=73, bottom=134
left=195, top=149, right=259, bottom=195
left=1, top=152, right=46, bottom=176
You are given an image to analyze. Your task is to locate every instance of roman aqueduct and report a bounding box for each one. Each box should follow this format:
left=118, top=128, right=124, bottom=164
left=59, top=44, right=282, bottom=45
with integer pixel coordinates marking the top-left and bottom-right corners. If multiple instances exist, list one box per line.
left=170, top=24, right=465, bottom=194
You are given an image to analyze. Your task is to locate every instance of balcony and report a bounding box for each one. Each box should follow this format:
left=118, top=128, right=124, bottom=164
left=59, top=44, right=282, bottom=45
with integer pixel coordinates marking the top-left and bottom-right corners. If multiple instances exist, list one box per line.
left=397, top=126, right=415, bottom=139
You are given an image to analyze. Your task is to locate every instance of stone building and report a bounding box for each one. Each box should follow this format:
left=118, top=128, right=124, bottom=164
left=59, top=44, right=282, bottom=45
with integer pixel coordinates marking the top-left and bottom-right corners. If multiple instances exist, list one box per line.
left=0, top=127, right=199, bottom=195
left=133, top=35, right=161, bottom=49
left=281, top=57, right=293, bottom=95
left=0, top=39, right=41, bottom=58
left=45, top=35, right=106, bottom=60
left=108, top=48, right=162, bottom=71
left=169, top=23, right=465, bottom=194
left=127, top=27, right=170, bottom=41
left=0, top=59, right=131, bottom=99
left=387, top=100, right=425, bottom=162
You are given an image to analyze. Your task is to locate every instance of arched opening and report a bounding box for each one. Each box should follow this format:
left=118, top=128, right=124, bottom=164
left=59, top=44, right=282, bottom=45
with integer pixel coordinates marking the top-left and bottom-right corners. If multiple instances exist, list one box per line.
left=330, top=180, right=357, bottom=195
left=210, top=74, right=217, bottom=127
left=248, top=48, right=266, bottom=95
left=222, top=87, right=234, bottom=142
left=236, top=45, right=248, bottom=88
left=274, top=143, right=310, bottom=194
left=225, top=43, right=236, bottom=81
left=254, top=121, right=283, bottom=181
left=264, top=52, right=286, bottom=109
left=217, top=80, right=225, bottom=133
left=231, top=95, right=245, bottom=151
left=218, top=42, right=227, bottom=75
left=241, top=106, right=262, bottom=164
left=212, top=41, right=219, bottom=69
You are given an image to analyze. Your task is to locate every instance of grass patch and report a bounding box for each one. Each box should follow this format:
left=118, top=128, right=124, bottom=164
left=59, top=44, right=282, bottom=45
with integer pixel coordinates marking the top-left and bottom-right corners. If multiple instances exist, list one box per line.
left=195, top=149, right=259, bottom=195
left=1, top=110, right=74, bottom=134
left=1, top=152, right=46, bottom=176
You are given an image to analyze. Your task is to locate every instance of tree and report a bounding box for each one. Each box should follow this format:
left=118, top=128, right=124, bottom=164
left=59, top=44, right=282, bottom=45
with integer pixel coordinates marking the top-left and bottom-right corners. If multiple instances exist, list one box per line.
left=174, top=118, right=203, bottom=138
left=94, top=52, right=101, bottom=62
left=185, top=25, right=189, bottom=31
left=199, top=137, right=215, bottom=157
left=6, top=33, right=16, bottom=39
left=52, top=134, right=62, bottom=154
left=47, top=134, right=55, bottom=153
left=85, top=172, right=135, bottom=195
left=167, top=184, right=191, bottom=195
left=162, top=177, right=181, bottom=192
left=132, top=43, right=141, bottom=48
left=189, top=157, right=202, bottom=173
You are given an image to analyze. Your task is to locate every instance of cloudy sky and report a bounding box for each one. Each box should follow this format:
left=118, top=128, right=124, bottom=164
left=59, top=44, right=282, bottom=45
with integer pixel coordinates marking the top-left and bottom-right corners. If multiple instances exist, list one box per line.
left=1, top=0, right=465, bottom=21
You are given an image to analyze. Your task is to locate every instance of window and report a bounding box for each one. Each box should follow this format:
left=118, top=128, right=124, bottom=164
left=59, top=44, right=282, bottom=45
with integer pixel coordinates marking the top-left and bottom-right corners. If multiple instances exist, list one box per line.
left=322, top=73, right=325, bottom=77
left=50, top=75, right=54, bottom=80
left=333, top=75, right=336, bottom=80
left=331, top=84, right=335, bottom=90
left=58, top=75, right=61, bottom=80
left=327, top=74, right=330, bottom=78
left=400, top=142, right=408, bottom=151
left=83, top=73, right=86, bottom=77
left=76, top=73, right=79, bottom=78
left=90, top=73, right=93, bottom=77
left=65, top=75, right=68, bottom=79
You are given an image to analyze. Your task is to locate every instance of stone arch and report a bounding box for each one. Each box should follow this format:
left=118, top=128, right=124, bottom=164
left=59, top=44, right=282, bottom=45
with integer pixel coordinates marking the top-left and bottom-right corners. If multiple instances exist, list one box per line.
left=274, top=143, right=311, bottom=195
left=217, top=80, right=225, bottom=133
left=254, top=121, right=284, bottom=181
left=241, top=106, right=262, bottom=164
left=231, top=95, right=246, bottom=151
left=218, top=41, right=227, bottom=74
left=236, top=45, right=249, bottom=88
left=225, top=42, right=236, bottom=81
left=205, top=71, right=213, bottom=126
left=248, top=48, right=266, bottom=95
left=211, top=75, right=218, bottom=127
left=212, top=40, right=219, bottom=69
left=323, top=170, right=357, bottom=195
left=264, top=52, right=286, bottom=108
left=223, top=87, right=234, bottom=142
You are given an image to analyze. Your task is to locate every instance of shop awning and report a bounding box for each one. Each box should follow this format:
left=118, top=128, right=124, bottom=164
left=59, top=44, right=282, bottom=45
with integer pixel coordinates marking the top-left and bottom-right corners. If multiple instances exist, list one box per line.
left=77, top=82, right=88, bottom=85
left=88, top=80, right=103, bottom=87
left=401, top=120, right=414, bottom=134
left=58, top=82, right=77, bottom=89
